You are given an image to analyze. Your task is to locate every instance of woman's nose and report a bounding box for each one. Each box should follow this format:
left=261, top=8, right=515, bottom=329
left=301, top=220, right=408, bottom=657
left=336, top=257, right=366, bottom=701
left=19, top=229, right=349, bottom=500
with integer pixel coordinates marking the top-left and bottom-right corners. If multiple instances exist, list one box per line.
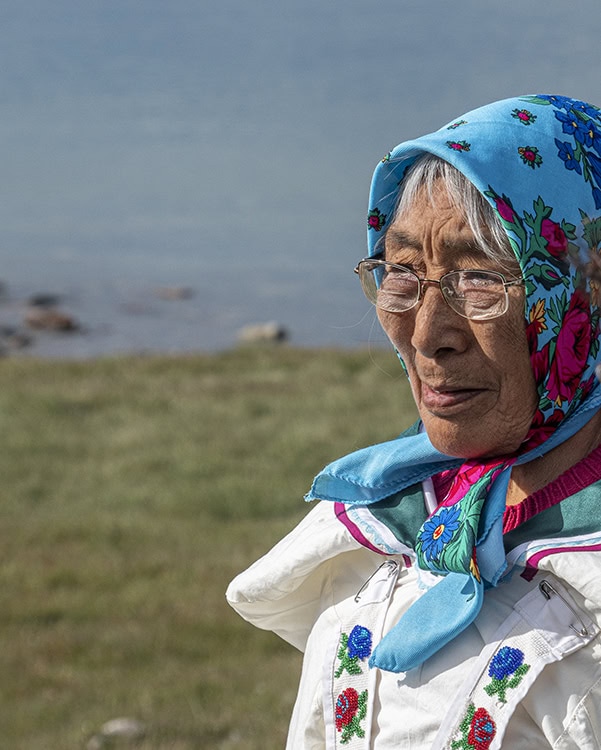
left=410, top=284, right=469, bottom=358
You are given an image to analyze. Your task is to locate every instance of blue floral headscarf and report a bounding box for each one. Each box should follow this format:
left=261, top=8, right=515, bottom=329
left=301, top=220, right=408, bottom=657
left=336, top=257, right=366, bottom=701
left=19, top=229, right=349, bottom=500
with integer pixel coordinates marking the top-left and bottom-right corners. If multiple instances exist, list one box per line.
left=307, top=95, right=601, bottom=672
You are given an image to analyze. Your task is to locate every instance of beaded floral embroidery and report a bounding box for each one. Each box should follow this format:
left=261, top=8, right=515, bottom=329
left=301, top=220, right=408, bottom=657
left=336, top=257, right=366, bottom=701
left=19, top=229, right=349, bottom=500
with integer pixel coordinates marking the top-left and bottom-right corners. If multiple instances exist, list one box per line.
left=449, top=647, right=528, bottom=747
left=451, top=703, right=496, bottom=750
left=334, top=625, right=373, bottom=677
left=335, top=687, right=368, bottom=744
left=484, top=646, right=530, bottom=703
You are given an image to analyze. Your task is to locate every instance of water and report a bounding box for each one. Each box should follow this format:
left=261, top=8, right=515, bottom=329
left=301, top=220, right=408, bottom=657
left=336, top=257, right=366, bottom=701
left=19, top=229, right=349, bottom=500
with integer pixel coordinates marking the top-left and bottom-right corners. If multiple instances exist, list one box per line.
left=1, top=0, right=600, bottom=356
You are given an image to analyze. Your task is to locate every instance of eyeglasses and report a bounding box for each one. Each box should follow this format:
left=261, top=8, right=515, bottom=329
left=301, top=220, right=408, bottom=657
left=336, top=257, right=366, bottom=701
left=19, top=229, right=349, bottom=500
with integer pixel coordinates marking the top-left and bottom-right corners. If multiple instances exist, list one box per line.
left=354, top=256, right=524, bottom=321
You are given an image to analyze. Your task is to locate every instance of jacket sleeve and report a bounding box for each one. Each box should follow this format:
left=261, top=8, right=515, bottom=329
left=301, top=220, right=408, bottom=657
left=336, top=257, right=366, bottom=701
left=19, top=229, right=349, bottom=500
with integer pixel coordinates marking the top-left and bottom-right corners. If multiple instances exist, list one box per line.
left=226, top=501, right=383, bottom=651
left=553, top=676, right=601, bottom=750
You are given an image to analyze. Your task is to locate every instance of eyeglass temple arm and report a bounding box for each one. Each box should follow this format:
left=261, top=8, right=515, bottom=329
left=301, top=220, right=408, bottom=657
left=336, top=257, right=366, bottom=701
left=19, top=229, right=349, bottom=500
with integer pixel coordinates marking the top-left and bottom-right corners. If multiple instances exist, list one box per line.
left=354, top=252, right=384, bottom=274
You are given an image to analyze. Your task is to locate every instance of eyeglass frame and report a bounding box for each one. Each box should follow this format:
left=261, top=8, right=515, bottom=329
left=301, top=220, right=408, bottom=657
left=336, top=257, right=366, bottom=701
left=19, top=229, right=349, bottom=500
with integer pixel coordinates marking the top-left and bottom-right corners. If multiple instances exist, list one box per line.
left=353, top=253, right=525, bottom=321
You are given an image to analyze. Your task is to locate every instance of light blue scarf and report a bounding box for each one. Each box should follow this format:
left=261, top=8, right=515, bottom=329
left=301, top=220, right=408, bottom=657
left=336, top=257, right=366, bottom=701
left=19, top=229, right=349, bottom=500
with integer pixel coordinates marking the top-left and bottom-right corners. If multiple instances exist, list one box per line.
left=307, top=95, right=601, bottom=672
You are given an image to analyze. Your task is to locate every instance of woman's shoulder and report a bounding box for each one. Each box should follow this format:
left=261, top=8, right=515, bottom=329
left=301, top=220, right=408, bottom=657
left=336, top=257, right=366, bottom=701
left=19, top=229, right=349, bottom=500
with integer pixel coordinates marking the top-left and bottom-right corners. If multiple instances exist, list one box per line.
left=226, top=501, right=385, bottom=651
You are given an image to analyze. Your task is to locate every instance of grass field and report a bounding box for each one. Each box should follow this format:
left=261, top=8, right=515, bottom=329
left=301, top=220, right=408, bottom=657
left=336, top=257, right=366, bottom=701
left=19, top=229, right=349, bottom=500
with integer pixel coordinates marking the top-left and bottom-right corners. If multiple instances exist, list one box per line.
left=0, top=346, right=417, bottom=749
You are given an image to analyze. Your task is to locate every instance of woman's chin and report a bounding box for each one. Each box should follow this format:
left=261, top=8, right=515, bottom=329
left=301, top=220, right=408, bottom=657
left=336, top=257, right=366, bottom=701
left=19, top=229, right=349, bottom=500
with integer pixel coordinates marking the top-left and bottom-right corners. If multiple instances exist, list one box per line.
left=424, top=421, right=522, bottom=459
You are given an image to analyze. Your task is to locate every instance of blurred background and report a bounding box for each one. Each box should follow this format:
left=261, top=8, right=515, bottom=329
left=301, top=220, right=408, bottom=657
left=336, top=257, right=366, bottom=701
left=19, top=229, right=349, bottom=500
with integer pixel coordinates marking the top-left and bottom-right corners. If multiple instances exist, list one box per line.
left=1, top=0, right=600, bottom=357
left=2, top=1, right=601, bottom=748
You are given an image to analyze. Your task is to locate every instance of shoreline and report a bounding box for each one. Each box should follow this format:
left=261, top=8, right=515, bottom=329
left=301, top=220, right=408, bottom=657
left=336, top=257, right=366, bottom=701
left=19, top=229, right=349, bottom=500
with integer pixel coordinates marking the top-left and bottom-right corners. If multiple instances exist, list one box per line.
left=0, top=275, right=387, bottom=359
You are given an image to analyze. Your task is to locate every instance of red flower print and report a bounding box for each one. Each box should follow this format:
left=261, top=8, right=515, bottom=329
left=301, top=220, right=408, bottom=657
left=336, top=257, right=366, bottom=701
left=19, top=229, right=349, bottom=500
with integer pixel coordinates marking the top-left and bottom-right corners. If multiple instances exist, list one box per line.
left=467, top=707, right=496, bottom=749
left=495, top=196, right=516, bottom=222
left=440, top=462, right=487, bottom=505
left=522, top=407, right=563, bottom=451
left=546, top=288, right=592, bottom=405
left=367, top=208, right=386, bottom=232
left=540, top=218, right=568, bottom=259
left=441, top=460, right=505, bottom=506
left=446, top=140, right=470, bottom=152
left=525, top=318, right=537, bottom=353
left=518, top=145, right=542, bottom=168
left=530, top=341, right=550, bottom=388
left=511, top=108, right=537, bottom=125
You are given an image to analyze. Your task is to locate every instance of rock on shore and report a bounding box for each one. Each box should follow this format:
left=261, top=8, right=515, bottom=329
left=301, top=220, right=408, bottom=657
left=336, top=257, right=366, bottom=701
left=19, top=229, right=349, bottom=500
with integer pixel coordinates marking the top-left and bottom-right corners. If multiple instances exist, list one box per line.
left=237, top=321, right=288, bottom=344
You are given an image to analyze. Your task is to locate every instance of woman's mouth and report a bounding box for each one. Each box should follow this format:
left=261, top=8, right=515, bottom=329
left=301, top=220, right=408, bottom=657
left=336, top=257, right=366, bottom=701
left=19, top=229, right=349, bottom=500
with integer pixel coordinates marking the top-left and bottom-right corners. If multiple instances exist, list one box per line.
left=420, top=382, right=486, bottom=412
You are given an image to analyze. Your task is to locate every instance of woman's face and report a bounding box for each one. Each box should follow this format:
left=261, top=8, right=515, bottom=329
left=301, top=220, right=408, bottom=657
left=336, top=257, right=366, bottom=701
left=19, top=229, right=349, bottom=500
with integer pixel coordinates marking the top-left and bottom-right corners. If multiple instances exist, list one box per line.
left=378, top=183, right=539, bottom=458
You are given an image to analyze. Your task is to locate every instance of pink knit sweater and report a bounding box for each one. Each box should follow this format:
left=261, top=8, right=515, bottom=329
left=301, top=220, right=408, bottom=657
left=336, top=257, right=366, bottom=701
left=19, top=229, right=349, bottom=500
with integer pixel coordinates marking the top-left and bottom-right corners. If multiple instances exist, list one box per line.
left=503, top=443, right=601, bottom=533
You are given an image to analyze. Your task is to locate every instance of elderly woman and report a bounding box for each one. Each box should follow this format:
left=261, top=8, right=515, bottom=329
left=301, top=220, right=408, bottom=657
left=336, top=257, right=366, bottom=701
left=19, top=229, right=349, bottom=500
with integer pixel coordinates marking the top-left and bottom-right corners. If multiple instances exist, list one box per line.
left=227, top=94, right=601, bottom=749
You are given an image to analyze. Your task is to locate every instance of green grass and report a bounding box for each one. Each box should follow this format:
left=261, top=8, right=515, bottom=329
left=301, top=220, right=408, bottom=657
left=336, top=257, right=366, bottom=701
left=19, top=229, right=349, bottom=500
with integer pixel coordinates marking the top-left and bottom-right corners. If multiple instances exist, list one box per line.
left=0, top=346, right=416, bottom=748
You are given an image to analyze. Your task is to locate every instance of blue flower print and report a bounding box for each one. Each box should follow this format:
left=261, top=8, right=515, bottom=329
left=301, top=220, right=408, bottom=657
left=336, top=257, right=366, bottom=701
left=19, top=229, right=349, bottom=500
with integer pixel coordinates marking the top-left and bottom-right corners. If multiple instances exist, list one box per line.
left=574, top=120, right=598, bottom=150
left=420, top=505, right=461, bottom=561
left=555, top=110, right=601, bottom=151
left=555, top=139, right=582, bottom=174
left=579, top=119, right=601, bottom=151
left=555, top=109, right=586, bottom=138
left=587, top=150, right=601, bottom=179
left=572, top=99, right=601, bottom=121
left=537, top=94, right=574, bottom=111
left=347, top=625, right=373, bottom=660
left=583, top=123, right=601, bottom=153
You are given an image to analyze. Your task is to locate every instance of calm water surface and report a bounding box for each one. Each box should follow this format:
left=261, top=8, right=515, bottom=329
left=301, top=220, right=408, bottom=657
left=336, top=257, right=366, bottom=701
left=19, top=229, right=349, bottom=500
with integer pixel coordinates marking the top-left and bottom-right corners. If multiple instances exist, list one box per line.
left=2, top=0, right=600, bottom=356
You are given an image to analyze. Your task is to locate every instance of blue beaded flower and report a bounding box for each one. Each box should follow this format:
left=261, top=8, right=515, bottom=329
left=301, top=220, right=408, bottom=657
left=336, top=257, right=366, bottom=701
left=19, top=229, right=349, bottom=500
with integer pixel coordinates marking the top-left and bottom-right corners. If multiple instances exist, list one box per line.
left=347, top=625, right=372, bottom=660
left=484, top=646, right=530, bottom=703
left=488, top=646, right=524, bottom=680
left=334, top=625, right=374, bottom=677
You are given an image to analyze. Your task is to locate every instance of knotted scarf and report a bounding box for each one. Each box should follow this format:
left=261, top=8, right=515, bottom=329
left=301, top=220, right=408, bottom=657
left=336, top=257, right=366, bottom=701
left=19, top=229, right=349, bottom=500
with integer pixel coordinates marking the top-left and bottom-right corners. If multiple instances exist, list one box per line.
left=306, top=95, right=601, bottom=672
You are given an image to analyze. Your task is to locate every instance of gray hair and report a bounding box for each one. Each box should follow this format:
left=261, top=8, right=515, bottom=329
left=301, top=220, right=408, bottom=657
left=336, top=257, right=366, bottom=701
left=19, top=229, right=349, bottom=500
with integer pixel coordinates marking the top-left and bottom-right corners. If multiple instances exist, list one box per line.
left=392, top=153, right=517, bottom=270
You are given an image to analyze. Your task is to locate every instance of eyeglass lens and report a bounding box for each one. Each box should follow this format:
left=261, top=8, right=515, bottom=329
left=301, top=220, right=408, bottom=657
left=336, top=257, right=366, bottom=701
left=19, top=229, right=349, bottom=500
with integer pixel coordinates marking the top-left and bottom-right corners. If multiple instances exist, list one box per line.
left=359, top=262, right=509, bottom=321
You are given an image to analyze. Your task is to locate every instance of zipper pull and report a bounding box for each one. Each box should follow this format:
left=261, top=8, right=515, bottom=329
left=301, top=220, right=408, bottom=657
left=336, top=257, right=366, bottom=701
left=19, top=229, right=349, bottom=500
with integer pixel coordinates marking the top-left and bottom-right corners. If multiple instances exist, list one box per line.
left=355, top=559, right=399, bottom=604
left=539, top=579, right=589, bottom=637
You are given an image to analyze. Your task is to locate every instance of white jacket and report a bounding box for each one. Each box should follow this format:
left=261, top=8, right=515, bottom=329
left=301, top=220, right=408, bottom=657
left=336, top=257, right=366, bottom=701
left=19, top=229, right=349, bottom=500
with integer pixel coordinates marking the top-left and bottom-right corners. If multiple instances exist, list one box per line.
left=227, top=500, right=601, bottom=749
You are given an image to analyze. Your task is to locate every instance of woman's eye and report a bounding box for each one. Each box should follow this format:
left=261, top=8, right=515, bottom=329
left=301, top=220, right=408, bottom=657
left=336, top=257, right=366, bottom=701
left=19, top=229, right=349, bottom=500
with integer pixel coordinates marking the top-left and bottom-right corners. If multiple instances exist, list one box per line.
left=381, top=269, right=417, bottom=293
left=459, top=271, right=498, bottom=287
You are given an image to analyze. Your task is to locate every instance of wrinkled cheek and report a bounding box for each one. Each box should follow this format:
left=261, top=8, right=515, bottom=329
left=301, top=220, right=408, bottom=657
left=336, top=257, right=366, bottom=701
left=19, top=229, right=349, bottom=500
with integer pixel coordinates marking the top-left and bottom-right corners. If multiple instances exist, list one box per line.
left=376, top=308, right=397, bottom=339
left=377, top=309, right=414, bottom=355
